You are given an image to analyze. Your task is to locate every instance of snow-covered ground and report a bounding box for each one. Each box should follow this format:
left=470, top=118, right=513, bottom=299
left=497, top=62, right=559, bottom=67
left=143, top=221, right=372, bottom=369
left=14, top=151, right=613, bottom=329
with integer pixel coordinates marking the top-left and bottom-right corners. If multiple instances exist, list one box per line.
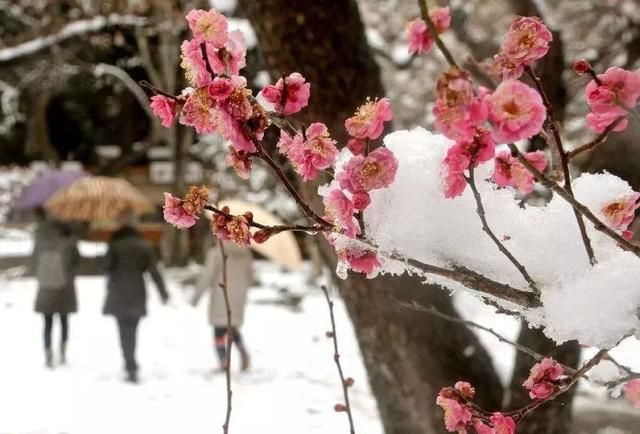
left=0, top=233, right=638, bottom=434
left=0, top=262, right=382, bottom=434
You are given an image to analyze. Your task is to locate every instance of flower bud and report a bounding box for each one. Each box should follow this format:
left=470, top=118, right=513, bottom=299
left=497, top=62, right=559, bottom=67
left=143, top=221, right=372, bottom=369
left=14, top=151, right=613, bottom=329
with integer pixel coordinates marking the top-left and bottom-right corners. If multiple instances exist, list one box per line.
left=352, top=191, right=371, bottom=211
left=573, top=59, right=591, bottom=75
left=334, top=404, right=347, bottom=412
left=344, top=377, right=355, bottom=387
left=252, top=229, right=272, bottom=244
left=347, top=138, right=366, bottom=156
left=325, top=331, right=334, bottom=338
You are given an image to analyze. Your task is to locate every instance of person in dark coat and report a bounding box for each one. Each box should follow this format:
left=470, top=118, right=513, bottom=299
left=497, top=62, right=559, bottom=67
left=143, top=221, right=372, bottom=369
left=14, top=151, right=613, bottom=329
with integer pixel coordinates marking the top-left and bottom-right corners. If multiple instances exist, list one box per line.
left=103, top=211, right=169, bottom=383
left=32, top=211, right=80, bottom=368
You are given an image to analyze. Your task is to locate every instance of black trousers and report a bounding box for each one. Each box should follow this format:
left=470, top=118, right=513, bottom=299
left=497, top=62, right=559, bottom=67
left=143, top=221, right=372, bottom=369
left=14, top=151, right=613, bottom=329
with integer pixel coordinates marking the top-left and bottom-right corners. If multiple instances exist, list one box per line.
left=116, top=316, right=140, bottom=373
left=214, top=326, right=244, bottom=362
left=43, top=313, right=68, bottom=350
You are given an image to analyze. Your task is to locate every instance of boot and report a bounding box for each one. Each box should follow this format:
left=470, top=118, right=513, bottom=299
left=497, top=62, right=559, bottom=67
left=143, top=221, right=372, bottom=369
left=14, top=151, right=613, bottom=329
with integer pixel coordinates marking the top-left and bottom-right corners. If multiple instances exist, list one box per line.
left=125, top=370, right=139, bottom=384
left=238, top=346, right=250, bottom=372
left=59, top=343, right=67, bottom=365
left=45, top=349, right=54, bottom=368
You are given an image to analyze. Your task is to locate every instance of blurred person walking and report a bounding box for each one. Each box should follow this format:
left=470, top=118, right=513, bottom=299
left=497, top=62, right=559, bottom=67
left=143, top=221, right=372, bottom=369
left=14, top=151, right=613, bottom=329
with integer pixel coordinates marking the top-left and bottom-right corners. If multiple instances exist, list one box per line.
left=192, top=242, right=252, bottom=372
left=103, top=210, right=169, bottom=383
left=32, top=208, right=80, bottom=368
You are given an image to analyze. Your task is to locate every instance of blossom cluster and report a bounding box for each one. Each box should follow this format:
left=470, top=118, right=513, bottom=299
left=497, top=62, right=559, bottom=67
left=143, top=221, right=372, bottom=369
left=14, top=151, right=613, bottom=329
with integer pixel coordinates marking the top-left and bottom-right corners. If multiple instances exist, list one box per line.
left=406, top=7, right=451, bottom=56
left=584, top=66, right=640, bottom=133
left=163, top=185, right=210, bottom=229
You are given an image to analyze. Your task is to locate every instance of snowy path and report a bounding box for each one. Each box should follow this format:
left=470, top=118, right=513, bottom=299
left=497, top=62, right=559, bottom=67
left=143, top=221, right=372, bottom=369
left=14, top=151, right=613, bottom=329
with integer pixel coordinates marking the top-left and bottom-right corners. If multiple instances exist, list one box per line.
left=0, top=263, right=382, bottom=434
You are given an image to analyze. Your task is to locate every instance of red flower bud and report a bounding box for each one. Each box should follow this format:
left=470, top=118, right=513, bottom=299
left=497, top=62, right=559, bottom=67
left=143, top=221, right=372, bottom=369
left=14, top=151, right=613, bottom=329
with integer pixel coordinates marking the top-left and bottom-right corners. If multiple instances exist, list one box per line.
left=243, top=211, right=254, bottom=223
left=347, top=138, right=367, bottom=156
left=573, top=59, right=591, bottom=75
left=334, top=403, right=347, bottom=412
left=325, top=331, right=334, bottom=338
left=352, top=191, right=371, bottom=211
left=344, top=377, right=355, bottom=387
left=252, top=229, right=272, bottom=244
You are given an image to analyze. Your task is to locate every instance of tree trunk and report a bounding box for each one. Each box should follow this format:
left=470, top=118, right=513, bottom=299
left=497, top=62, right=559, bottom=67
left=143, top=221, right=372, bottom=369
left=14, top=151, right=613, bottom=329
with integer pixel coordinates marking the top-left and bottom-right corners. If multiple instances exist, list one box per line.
left=240, top=1, right=503, bottom=432
left=25, top=90, right=59, bottom=162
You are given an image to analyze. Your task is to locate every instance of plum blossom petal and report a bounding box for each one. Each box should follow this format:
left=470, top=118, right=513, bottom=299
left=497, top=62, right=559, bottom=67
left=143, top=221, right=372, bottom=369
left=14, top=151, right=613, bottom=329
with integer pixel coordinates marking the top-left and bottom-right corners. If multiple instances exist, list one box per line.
left=150, top=95, right=176, bottom=128
left=494, top=16, right=552, bottom=80
left=345, top=98, right=393, bottom=140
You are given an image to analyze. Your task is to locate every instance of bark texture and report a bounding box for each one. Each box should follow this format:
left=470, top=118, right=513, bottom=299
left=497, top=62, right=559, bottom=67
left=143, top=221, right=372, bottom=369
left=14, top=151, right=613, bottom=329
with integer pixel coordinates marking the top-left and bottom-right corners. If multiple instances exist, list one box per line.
left=240, top=1, right=504, bottom=433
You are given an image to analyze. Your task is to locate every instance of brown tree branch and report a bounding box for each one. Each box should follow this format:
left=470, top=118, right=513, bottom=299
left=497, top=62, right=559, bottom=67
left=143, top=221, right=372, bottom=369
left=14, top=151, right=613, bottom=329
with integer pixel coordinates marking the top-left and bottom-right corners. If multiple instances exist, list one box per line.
left=321, top=286, right=356, bottom=434
left=525, top=66, right=596, bottom=265
left=466, top=165, right=539, bottom=294
left=417, top=0, right=459, bottom=68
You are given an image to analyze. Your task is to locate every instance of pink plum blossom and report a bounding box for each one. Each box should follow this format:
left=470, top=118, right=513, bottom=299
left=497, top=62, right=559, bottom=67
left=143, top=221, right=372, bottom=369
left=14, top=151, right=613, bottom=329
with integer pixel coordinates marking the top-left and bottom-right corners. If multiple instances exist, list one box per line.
left=454, top=381, right=475, bottom=399
left=299, top=123, right=338, bottom=181
left=323, top=189, right=359, bottom=238
left=433, top=68, right=488, bottom=142
left=261, top=72, right=311, bottom=115
left=225, top=146, right=252, bottom=179
left=345, top=98, right=393, bottom=140
left=347, top=138, right=367, bottom=155
left=352, top=191, right=371, bottom=211
left=150, top=95, right=176, bottom=128
left=179, top=88, right=217, bottom=134
left=489, top=413, right=516, bottom=434
left=180, top=38, right=216, bottom=87
left=211, top=30, right=247, bottom=75
left=493, top=149, right=547, bottom=195
left=186, top=9, right=228, bottom=48
left=486, top=79, right=546, bottom=144
left=601, top=192, right=640, bottom=237
left=435, top=395, right=472, bottom=433
left=624, top=379, right=640, bottom=409
left=441, top=128, right=495, bottom=198
left=208, top=77, right=234, bottom=101
left=163, top=193, right=197, bottom=229
left=523, top=357, right=564, bottom=400
left=406, top=7, right=451, bottom=55
left=474, top=420, right=494, bottom=434
left=339, top=248, right=381, bottom=275
left=277, top=129, right=305, bottom=162
left=494, top=16, right=553, bottom=80
left=585, top=66, right=640, bottom=133
left=338, top=147, right=398, bottom=193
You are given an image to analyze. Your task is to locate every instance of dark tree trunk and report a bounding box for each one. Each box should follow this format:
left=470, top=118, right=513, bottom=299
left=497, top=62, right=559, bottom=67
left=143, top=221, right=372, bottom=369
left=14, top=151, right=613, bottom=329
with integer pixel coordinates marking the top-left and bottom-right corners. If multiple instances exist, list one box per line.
left=240, top=1, right=503, bottom=432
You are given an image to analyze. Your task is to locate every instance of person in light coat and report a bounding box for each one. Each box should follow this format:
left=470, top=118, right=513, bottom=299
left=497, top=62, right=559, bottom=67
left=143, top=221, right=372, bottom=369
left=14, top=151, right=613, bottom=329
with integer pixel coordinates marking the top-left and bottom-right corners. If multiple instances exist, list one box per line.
left=192, top=242, right=253, bottom=371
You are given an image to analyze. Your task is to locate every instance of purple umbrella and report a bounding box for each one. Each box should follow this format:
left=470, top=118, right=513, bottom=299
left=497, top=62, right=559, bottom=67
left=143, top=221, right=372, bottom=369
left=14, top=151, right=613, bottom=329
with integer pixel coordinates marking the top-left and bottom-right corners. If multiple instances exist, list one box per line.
left=15, top=169, right=90, bottom=209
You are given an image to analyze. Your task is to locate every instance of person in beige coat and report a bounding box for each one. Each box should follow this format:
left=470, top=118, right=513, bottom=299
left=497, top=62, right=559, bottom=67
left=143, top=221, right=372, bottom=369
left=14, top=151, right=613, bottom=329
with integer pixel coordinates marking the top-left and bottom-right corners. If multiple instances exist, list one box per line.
left=192, top=242, right=253, bottom=371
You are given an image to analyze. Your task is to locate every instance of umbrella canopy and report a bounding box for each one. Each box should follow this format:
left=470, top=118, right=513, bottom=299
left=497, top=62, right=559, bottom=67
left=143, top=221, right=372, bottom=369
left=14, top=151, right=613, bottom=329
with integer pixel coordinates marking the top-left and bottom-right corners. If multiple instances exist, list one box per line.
left=209, top=199, right=303, bottom=270
left=15, top=169, right=89, bottom=209
left=45, top=176, right=153, bottom=222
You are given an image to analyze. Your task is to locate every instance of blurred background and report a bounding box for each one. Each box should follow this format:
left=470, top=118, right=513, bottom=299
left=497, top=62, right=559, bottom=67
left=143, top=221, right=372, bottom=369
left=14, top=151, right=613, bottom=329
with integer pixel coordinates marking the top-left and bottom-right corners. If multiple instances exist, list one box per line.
left=0, top=1, right=639, bottom=434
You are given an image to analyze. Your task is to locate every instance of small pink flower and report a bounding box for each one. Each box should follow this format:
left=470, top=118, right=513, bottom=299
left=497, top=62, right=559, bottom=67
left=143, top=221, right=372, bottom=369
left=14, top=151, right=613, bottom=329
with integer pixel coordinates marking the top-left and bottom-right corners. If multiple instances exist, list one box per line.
left=585, top=66, right=640, bottom=133
left=489, top=413, right=516, bottom=434
left=180, top=38, right=216, bottom=87
left=435, top=395, right=472, bottom=433
left=624, top=379, right=640, bottom=409
left=298, top=122, right=338, bottom=181
left=454, top=381, right=475, bottom=400
left=352, top=191, right=371, bottom=211
left=494, top=16, right=553, bottom=80
left=602, top=192, right=640, bottom=232
left=347, top=138, right=367, bottom=155
left=186, top=9, right=228, bottom=48
left=163, top=193, right=197, bottom=229
left=179, top=88, right=217, bottom=134
left=260, top=72, right=311, bottom=115
left=442, top=170, right=467, bottom=199
left=345, top=98, right=393, bottom=140
left=277, top=129, right=305, bottom=162
left=225, top=146, right=252, bottom=179
left=474, top=420, right=494, bottom=434
left=323, top=189, right=359, bottom=238
left=433, top=68, right=488, bottom=142
left=493, top=149, right=547, bottom=195
left=339, top=248, right=381, bottom=275
left=225, top=215, right=251, bottom=247
left=523, top=357, right=564, bottom=400
left=150, top=95, right=176, bottom=128
left=208, top=77, right=234, bottom=101
left=338, top=147, right=398, bottom=193
left=406, top=7, right=451, bottom=55
left=486, top=80, right=546, bottom=144
left=214, top=30, right=247, bottom=75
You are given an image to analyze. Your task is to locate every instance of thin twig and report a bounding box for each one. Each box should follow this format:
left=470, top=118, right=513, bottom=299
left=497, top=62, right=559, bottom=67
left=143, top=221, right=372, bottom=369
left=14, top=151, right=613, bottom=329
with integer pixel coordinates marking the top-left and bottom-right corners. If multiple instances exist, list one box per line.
left=321, top=286, right=356, bottom=434
left=567, top=115, right=626, bottom=159
left=508, top=143, right=640, bottom=258
left=465, top=164, right=540, bottom=294
left=218, top=240, right=233, bottom=434
left=525, top=66, right=596, bottom=265
left=203, top=204, right=327, bottom=235
left=418, top=0, right=459, bottom=68
left=139, top=80, right=183, bottom=101
left=200, top=41, right=216, bottom=81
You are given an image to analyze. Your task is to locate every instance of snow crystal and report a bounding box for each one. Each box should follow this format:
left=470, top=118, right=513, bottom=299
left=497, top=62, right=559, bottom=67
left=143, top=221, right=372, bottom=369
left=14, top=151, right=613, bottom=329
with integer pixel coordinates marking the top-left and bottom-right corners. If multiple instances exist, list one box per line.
left=346, top=128, right=640, bottom=348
